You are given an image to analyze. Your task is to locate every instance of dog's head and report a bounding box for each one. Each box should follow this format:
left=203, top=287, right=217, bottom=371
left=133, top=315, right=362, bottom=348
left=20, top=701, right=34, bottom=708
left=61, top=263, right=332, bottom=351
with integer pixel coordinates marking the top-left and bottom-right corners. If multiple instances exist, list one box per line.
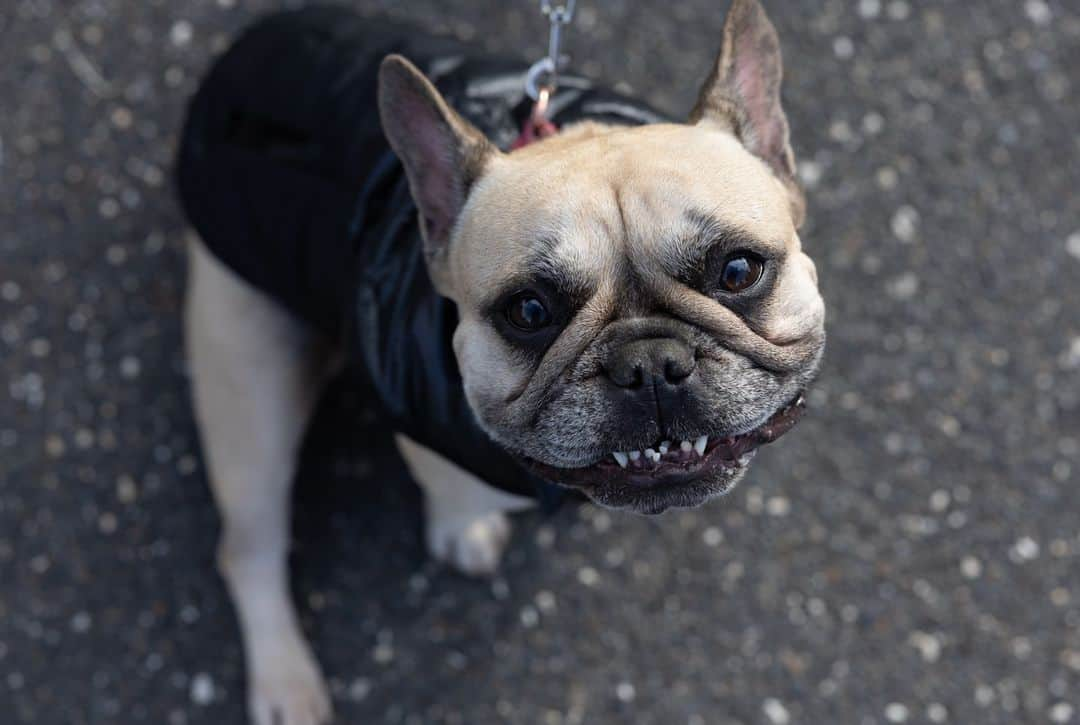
left=378, top=0, right=824, bottom=514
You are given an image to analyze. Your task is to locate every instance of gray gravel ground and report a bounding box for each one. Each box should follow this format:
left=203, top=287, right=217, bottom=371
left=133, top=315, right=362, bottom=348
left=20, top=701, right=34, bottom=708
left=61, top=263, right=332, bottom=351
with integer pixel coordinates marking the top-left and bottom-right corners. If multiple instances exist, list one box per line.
left=3, top=1, right=1080, bottom=723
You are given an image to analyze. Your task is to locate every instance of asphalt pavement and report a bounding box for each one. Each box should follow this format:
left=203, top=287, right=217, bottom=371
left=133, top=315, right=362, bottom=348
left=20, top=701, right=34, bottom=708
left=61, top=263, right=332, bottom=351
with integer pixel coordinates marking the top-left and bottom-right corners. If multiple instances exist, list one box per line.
left=2, top=1, right=1080, bottom=723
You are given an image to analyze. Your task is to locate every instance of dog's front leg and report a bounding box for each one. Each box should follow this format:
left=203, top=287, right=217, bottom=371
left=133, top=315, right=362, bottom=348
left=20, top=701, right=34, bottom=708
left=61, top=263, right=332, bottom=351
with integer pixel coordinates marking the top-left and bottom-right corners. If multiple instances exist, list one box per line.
left=395, top=435, right=536, bottom=575
left=185, top=238, right=333, bottom=725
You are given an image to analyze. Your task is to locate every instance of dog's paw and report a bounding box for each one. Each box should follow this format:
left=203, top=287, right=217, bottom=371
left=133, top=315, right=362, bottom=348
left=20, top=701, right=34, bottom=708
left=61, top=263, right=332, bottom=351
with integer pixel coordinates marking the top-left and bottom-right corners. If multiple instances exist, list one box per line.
left=248, top=647, right=333, bottom=725
left=426, top=511, right=513, bottom=576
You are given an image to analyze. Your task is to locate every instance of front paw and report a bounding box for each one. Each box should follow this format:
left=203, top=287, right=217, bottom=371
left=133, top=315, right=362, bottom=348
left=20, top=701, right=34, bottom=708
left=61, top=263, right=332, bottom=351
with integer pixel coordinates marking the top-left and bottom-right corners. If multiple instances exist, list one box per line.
left=425, top=511, right=512, bottom=576
left=247, top=645, right=333, bottom=725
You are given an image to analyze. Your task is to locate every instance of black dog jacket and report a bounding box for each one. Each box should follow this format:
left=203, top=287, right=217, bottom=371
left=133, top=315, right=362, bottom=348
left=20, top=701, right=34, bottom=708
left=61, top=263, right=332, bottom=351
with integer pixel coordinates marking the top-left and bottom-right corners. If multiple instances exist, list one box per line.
left=176, top=6, right=668, bottom=500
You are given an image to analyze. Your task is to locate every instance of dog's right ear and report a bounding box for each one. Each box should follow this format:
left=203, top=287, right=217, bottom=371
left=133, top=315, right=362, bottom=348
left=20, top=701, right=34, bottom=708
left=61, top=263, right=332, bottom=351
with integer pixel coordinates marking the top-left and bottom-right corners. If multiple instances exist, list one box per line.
left=378, top=55, right=498, bottom=282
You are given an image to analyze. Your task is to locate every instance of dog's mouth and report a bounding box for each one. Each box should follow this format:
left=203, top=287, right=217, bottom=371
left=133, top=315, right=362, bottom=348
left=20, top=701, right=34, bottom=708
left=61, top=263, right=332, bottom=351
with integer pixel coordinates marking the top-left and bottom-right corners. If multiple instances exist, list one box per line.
left=522, top=393, right=807, bottom=491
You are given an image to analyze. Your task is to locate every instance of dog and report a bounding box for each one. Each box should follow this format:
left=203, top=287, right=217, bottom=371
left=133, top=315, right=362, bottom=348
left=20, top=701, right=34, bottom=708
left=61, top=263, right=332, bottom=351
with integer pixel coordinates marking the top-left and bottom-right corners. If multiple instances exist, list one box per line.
left=176, top=2, right=824, bottom=722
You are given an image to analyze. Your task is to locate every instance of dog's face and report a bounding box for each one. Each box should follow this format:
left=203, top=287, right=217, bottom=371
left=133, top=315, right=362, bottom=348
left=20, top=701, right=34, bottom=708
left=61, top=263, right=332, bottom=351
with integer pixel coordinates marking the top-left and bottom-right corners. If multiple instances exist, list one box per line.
left=380, top=0, right=824, bottom=513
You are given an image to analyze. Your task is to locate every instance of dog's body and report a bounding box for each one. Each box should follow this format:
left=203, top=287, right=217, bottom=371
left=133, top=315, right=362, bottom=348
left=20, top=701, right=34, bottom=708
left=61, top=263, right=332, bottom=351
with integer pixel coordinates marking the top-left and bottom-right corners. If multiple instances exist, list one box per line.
left=178, top=3, right=825, bottom=723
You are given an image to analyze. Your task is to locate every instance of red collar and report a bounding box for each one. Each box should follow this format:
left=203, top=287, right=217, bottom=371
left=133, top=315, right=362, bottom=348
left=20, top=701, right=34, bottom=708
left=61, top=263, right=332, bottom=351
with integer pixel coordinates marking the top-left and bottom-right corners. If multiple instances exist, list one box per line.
left=510, top=93, right=559, bottom=150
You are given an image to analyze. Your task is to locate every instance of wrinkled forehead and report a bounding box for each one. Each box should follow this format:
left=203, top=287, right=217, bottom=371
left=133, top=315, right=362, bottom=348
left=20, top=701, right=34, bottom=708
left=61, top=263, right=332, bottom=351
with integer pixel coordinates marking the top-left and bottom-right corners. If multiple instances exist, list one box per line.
left=451, top=123, right=797, bottom=299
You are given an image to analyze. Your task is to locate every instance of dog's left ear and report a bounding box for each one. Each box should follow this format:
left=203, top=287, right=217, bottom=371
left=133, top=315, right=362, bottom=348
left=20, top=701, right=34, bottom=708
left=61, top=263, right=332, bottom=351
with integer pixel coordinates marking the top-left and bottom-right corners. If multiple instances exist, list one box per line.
left=691, top=0, right=804, bottom=227
left=378, top=54, right=498, bottom=284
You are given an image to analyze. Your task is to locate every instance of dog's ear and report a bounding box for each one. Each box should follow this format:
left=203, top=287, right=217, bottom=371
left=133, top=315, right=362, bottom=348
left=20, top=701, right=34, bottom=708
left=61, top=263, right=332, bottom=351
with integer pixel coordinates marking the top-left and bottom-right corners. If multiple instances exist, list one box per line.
left=690, top=0, right=804, bottom=226
left=378, top=54, right=498, bottom=277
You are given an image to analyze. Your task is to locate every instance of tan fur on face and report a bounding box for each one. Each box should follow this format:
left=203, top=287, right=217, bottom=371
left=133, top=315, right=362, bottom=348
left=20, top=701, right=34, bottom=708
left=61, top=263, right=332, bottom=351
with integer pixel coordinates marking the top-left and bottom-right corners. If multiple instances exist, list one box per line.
left=453, top=123, right=797, bottom=295
left=447, top=122, right=824, bottom=422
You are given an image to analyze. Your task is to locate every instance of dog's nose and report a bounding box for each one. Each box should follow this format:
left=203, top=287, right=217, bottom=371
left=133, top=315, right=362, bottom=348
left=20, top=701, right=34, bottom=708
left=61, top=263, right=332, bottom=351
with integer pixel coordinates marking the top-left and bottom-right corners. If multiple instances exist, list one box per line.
left=605, top=338, right=696, bottom=389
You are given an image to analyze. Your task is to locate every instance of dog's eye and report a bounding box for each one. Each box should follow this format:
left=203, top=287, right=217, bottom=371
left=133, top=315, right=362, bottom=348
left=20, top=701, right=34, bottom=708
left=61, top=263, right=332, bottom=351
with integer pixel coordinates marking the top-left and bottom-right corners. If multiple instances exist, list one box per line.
left=719, top=254, right=765, bottom=293
left=506, top=292, right=552, bottom=331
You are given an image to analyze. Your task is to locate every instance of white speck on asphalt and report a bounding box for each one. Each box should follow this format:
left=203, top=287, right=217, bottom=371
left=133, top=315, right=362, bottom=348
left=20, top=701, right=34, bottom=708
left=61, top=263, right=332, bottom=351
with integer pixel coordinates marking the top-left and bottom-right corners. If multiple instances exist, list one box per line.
left=961, top=556, right=982, bottom=579
left=1025, top=1, right=1052, bottom=25
left=189, top=673, right=214, bottom=706
left=885, top=702, right=910, bottom=722
left=70, top=611, right=92, bottom=633
left=1062, top=338, right=1080, bottom=369
left=833, top=36, right=854, bottom=60
left=863, top=111, right=885, bottom=135
left=763, top=698, right=791, bottom=724
left=535, top=590, right=557, bottom=613
left=520, top=605, right=539, bottom=628
left=348, top=678, right=371, bottom=702
left=766, top=496, right=791, bottom=517
left=577, top=567, right=599, bottom=586
left=702, top=526, right=723, bottom=547
left=891, top=205, right=920, bottom=242
left=170, top=21, right=194, bottom=47
left=888, top=272, right=919, bottom=300
left=373, top=642, right=394, bottom=664
left=926, top=703, right=948, bottom=722
left=1050, top=702, right=1075, bottom=723
left=887, top=1, right=911, bottom=21
left=858, top=0, right=882, bottom=19
left=1010, top=536, right=1040, bottom=562
left=908, top=631, right=942, bottom=663
left=1067, top=232, right=1080, bottom=261
left=120, top=356, right=141, bottom=379
left=929, top=489, right=950, bottom=512
left=798, top=160, right=823, bottom=189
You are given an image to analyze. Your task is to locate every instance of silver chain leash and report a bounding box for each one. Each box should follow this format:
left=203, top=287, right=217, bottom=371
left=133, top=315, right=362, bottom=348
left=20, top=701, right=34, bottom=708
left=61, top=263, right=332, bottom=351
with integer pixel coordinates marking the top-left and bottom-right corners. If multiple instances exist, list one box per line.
left=526, top=0, right=578, bottom=102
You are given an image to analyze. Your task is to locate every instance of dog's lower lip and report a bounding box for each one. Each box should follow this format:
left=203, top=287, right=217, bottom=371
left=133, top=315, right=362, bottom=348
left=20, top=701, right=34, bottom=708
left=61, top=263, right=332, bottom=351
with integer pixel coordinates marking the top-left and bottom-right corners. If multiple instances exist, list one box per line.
left=521, top=393, right=807, bottom=489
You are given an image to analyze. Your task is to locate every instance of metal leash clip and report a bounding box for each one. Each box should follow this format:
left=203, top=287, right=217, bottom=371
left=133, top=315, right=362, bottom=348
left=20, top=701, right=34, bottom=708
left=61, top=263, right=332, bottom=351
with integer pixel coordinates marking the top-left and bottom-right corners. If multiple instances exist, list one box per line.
left=525, top=0, right=577, bottom=103
left=515, top=0, right=577, bottom=149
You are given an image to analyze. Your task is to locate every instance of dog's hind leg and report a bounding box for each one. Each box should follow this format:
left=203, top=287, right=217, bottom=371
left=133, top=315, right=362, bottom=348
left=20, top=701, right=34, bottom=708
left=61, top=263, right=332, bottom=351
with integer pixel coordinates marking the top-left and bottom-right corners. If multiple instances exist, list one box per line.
left=395, top=434, right=536, bottom=576
left=184, top=235, right=334, bottom=725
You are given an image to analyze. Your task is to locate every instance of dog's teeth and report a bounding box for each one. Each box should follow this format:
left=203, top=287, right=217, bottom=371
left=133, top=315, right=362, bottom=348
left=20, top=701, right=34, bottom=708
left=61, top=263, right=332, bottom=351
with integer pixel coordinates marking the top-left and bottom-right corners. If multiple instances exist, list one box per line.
left=612, top=451, right=629, bottom=468
left=629, top=451, right=641, bottom=462
left=645, top=448, right=657, bottom=463
left=680, top=440, right=693, bottom=453
left=659, top=441, right=671, bottom=454
left=694, top=435, right=708, bottom=456
left=653, top=450, right=663, bottom=462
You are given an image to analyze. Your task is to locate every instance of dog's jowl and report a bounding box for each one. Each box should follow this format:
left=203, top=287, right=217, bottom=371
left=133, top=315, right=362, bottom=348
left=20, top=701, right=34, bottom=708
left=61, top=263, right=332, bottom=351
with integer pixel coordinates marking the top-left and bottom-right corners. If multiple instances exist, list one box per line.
left=176, top=2, right=824, bottom=723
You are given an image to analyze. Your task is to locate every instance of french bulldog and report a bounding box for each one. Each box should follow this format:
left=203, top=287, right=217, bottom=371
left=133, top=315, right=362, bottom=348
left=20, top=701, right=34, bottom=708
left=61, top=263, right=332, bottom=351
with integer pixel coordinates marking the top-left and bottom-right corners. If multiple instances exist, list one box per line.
left=178, top=1, right=824, bottom=722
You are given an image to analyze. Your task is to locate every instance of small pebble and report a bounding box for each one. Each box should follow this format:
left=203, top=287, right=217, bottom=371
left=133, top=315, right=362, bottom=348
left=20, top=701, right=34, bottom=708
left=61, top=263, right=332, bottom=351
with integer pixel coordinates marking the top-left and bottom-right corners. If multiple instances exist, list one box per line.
left=858, top=0, right=882, bottom=19
left=1011, top=536, right=1040, bottom=562
left=520, top=605, right=539, bottom=628
left=885, top=702, right=909, bottom=723
left=348, top=678, right=371, bottom=702
left=763, top=698, right=791, bottom=725
left=926, top=703, right=948, bottom=722
left=577, top=567, right=599, bottom=586
left=170, top=21, right=194, bottom=47
left=1067, top=232, right=1080, bottom=261
left=70, top=611, right=92, bottom=633
left=1025, top=0, right=1052, bottom=26
left=1050, top=702, right=1075, bottom=723
left=189, top=673, right=215, bottom=706
left=887, top=273, right=919, bottom=300
left=833, top=36, right=854, bottom=60
left=891, top=206, right=920, bottom=242
left=960, top=556, right=982, bottom=579
left=887, top=1, right=911, bottom=21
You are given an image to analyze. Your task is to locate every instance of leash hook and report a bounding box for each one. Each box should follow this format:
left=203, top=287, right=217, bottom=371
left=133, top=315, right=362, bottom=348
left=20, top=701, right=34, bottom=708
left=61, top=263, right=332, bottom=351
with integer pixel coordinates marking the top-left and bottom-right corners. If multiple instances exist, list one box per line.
left=526, top=0, right=577, bottom=101
left=516, top=1, right=577, bottom=149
